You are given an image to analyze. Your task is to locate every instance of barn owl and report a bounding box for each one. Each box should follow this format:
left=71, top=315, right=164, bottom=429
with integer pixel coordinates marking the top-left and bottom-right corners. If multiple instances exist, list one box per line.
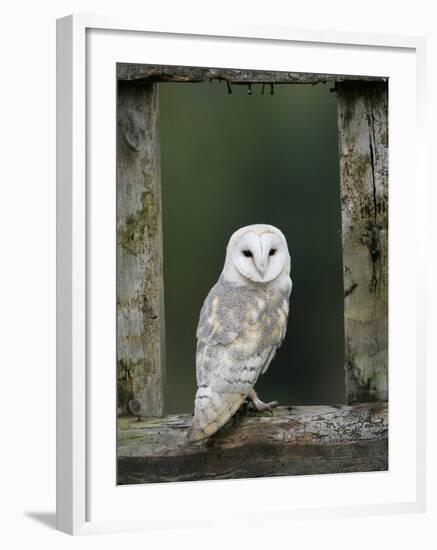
left=188, top=224, right=292, bottom=442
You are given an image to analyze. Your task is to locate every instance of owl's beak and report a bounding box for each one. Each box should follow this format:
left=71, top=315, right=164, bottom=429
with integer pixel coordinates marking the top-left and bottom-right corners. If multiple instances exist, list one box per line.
left=255, top=258, right=267, bottom=276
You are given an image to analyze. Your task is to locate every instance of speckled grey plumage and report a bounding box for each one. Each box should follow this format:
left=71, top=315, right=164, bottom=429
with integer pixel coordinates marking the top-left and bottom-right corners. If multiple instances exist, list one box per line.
left=188, top=275, right=290, bottom=441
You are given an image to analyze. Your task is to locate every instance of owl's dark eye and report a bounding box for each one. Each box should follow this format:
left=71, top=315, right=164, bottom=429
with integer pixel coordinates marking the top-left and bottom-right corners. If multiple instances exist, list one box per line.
left=269, top=248, right=277, bottom=256
left=242, top=250, right=253, bottom=258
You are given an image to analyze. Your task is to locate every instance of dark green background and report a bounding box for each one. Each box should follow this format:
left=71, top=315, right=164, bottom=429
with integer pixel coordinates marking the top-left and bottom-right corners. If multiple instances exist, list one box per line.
left=159, top=80, right=345, bottom=414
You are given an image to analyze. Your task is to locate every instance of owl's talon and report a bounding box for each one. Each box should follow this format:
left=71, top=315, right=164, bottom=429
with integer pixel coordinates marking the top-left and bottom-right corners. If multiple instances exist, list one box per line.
left=248, top=389, right=278, bottom=414
left=259, top=400, right=279, bottom=414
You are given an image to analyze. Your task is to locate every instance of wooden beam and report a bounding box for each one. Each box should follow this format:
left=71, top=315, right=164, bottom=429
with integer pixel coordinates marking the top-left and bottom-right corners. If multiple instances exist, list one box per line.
left=117, top=403, right=388, bottom=484
left=117, top=81, right=165, bottom=417
left=117, top=63, right=387, bottom=84
left=336, top=81, right=388, bottom=404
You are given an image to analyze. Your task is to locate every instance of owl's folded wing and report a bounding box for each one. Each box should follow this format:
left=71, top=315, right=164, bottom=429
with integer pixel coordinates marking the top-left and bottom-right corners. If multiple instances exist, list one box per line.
left=195, top=284, right=244, bottom=346
left=189, top=288, right=275, bottom=441
left=188, top=342, right=274, bottom=442
left=189, top=280, right=288, bottom=442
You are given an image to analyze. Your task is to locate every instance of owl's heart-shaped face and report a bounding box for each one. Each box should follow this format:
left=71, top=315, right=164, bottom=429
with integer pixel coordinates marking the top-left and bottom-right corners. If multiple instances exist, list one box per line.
left=225, top=225, right=290, bottom=284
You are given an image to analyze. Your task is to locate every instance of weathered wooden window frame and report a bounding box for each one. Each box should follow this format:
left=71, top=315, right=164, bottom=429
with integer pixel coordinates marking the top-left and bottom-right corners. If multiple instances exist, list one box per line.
left=56, top=15, right=427, bottom=535
left=116, top=63, right=388, bottom=484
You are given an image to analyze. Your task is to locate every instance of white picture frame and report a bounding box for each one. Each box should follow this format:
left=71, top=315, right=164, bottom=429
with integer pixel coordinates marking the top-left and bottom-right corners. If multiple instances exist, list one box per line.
left=56, top=14, right=427, bottom=535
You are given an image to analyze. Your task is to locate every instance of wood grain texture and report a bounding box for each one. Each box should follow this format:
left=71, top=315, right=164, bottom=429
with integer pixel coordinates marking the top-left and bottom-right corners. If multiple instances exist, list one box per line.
left=337, top=82, right=388, bottom=404
left=117, top=81, right=165, bottom=417
left=117, top=403, right=388, bottom=484
left=117, top=63, right=387, bottom=84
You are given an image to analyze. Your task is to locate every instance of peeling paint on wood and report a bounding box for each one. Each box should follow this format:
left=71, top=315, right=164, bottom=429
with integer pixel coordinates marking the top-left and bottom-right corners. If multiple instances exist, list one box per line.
left=117, top=81, right=165, bottom=417
left=336, top=82, right=388, bottom=403
left=117, top=63, right=387, bottom=84
left=117, top=403, right=388, bottom=483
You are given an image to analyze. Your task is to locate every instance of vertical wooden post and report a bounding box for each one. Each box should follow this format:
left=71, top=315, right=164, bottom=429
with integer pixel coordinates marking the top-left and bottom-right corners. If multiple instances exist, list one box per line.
left=337, top=81, right=388, bottom=404
left=117, top=80, right=165, bottom=417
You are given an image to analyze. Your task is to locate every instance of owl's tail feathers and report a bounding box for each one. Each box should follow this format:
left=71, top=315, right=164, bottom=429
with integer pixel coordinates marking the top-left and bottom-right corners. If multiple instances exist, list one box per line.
left=187, top=391, right=246, bottom=443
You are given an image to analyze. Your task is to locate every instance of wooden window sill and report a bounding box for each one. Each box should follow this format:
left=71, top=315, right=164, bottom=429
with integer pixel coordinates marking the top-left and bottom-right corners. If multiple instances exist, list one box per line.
left=117, top=402, right=388, bottom=484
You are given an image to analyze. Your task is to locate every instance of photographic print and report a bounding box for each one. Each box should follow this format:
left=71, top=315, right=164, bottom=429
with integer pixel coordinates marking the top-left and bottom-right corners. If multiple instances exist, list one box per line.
left=116, top=64, right=388, bottom=484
